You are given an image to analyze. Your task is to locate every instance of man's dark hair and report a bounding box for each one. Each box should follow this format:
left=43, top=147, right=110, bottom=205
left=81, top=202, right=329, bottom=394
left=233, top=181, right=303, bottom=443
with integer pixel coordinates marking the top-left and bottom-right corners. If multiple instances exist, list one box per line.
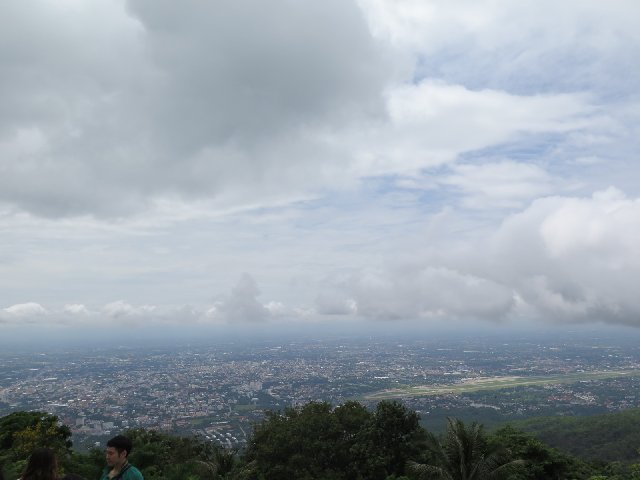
left=106, top=435, right=133, bottom=457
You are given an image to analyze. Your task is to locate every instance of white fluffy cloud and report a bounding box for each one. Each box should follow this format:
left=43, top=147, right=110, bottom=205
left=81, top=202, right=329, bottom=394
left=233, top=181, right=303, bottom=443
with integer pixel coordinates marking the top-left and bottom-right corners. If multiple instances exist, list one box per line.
left=102, top=300, right=157, bottom=319
left=208, top=274, right=271, bottom=323
left=3, top=184, right=640, bottom=329
left=340, top=82, right=592, bottom=180
left=1, top=302, right=48, bottom=320
left=63, top=303, right=91, bottom=315
left=489, top=188, right=640, bottom=324
left=311, top=188, right=640, bottom=326
left=439, top=161, right=555, bottom=209
left=359, top=0, right=640, bottom=95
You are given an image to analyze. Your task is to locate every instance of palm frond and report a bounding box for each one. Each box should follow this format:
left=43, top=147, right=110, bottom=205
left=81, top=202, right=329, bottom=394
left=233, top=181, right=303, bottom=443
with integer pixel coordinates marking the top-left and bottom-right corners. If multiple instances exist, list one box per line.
left=408, top=460, right=454, bottom=480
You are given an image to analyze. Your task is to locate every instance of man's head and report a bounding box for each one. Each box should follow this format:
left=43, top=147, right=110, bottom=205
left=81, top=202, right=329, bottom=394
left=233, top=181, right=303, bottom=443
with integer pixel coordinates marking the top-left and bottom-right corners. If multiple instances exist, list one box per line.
left=105, top=435, right=133, bottom=468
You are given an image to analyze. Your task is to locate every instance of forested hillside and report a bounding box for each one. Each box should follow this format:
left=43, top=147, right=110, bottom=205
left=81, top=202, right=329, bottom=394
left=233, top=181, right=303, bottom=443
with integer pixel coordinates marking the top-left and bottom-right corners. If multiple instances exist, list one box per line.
left=1, top=404, right=639, bottom=479
left=512, top=408, right=640, bottom=463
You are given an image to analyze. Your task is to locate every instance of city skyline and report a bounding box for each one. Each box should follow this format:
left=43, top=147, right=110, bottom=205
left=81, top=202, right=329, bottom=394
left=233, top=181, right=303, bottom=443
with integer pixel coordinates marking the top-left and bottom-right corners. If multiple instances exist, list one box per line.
left=1, top=1, right=639, bottom=338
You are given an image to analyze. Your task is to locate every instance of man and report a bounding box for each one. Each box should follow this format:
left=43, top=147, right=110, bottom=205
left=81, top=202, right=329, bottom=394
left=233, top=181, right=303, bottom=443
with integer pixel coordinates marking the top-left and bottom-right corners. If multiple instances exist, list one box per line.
left=100, top=435, right=143, bottom=480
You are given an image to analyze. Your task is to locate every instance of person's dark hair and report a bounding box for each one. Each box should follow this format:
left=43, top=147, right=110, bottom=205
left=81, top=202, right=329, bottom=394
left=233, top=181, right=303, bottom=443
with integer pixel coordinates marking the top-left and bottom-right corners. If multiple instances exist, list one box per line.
left=106, top=435, right=133, bottom=457
left=21, top=448, right=58, bottom=480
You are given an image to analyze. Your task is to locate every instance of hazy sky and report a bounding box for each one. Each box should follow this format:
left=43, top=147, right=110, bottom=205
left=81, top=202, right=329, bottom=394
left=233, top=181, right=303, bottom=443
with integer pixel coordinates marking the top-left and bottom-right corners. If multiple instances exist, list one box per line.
left=1, top=0, right=639, bottom=336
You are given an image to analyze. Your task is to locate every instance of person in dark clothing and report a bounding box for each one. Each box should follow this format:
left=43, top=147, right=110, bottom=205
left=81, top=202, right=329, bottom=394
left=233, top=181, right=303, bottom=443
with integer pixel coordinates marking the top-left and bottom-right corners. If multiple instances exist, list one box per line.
left=20, top=448, right=59, bottom=480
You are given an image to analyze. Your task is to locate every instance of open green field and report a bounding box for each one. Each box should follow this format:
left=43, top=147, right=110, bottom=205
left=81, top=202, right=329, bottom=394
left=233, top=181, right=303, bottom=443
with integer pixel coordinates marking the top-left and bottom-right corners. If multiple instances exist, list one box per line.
left=233, top=403, right=261, bottom=413
left=364, top=369, right=640, bottom=400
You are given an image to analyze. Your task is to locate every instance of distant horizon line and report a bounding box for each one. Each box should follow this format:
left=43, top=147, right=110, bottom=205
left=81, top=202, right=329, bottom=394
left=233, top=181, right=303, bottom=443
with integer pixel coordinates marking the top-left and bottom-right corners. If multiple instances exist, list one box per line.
left=2, top=322, right=640, bottom=353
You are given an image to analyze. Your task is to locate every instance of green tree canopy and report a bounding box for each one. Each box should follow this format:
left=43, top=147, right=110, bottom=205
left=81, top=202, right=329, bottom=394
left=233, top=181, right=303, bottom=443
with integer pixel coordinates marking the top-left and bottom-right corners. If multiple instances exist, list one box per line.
left=0, top=411, right=73, bottom=478
left=409, top=418, right=521, bottom=480
left=490, top=425, right=595, bottom=480
left=125, top=428, right=235, bottom=480
left=0, top=411, right=72, bottom=455
left=243, top=400, right=426, bottom=480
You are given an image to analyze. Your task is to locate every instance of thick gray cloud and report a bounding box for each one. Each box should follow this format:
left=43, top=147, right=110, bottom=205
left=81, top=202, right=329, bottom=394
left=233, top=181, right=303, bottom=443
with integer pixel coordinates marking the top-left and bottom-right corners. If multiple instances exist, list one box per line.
left=315, top=290, right=356, bottom=316
left=333, top=266, right=514, bottom=321
left=127, top=0, right=386, bottom=147
left=0, top=0, right=388, bottom=217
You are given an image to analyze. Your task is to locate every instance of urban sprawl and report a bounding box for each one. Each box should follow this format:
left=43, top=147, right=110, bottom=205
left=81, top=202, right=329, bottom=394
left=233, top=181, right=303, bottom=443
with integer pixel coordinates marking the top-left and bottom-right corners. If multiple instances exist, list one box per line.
left=1, top=332, right=639, bottom=450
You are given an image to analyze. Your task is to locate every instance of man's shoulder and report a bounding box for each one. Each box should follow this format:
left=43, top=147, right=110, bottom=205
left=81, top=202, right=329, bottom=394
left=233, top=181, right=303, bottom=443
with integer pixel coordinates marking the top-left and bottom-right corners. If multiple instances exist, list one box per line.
left=123, top=465, right=144, bottom=480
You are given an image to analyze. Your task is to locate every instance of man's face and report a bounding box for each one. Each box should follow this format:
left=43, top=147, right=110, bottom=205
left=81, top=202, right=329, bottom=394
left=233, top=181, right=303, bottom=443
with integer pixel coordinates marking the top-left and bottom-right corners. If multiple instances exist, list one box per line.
left=105, top=447, right=127, bottom=468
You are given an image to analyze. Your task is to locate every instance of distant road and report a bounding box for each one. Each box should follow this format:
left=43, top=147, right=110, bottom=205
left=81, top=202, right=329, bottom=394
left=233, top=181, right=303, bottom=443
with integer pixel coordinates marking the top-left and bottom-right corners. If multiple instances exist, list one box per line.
left=363, top=369, right=640, bottom=400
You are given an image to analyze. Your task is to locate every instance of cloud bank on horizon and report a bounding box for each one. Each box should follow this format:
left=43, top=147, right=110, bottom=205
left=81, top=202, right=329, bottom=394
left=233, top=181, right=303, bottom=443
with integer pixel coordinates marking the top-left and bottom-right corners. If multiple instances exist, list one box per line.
left=1, top=0, right=639, bottom=330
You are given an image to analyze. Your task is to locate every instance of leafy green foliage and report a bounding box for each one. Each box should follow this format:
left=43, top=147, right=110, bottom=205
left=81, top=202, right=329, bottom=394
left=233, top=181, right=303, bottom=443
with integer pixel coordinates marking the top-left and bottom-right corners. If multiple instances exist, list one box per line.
left=0, top=413, right=234, bottom=480
left=511, top=409, right=640, bottom=463
left=408, top=418, right=522, bottom=480
left=66, top=447, right=104, bottom=480
left=244, top=400, right=426, bottom=480
left=125, top=428, right=236, bottom=479
left=490, top=425, right=595, bottom=480
left=0, top=411, right=73, bottom=478
left=1, top=406, right=639, bottom=480
left=0, top=411, right=71, bottom=456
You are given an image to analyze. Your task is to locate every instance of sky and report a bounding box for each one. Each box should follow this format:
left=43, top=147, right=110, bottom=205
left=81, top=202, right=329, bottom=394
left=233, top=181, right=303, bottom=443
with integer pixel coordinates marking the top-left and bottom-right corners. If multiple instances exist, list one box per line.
left=1, top=0, right=640, bottom=339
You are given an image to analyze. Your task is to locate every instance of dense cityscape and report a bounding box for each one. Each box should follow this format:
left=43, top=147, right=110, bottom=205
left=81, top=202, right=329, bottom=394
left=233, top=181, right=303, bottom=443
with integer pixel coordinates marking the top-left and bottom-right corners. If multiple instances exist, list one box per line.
left=1, top=329, right=639, bottom=451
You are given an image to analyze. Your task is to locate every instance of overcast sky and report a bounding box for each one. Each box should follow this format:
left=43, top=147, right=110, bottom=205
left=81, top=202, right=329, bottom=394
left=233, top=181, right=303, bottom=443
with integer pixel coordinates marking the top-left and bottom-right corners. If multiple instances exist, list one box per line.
left=1, top=0, right=639, bottom=337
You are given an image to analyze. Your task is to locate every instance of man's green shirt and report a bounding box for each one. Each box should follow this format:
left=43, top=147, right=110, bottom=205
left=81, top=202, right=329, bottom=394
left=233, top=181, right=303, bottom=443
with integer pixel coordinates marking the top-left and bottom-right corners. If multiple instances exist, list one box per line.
left=99, top=463, right=144, bottom=480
